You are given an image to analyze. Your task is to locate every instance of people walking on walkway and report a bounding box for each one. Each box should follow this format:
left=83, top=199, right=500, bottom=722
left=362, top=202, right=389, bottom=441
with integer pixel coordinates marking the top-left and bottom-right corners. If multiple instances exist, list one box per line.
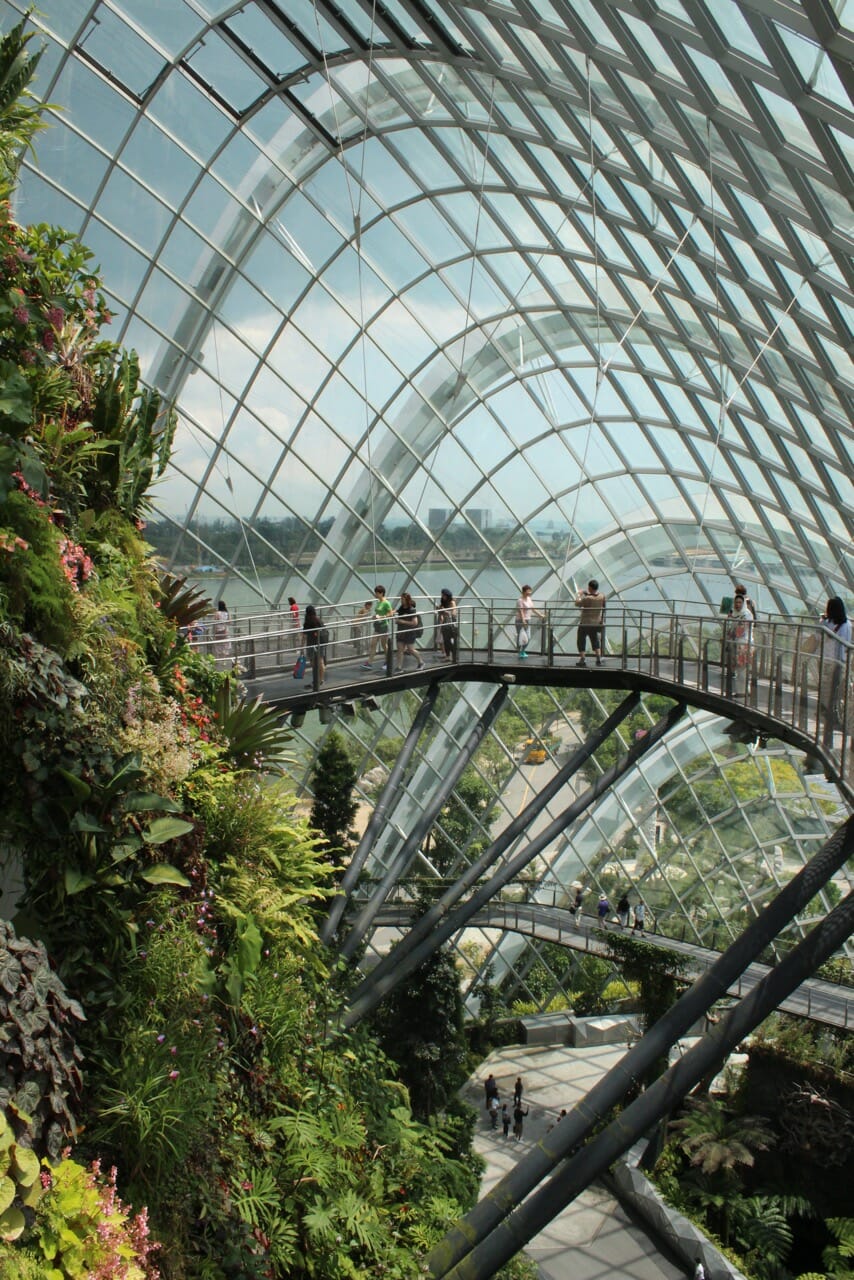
left=597, top=892, right=611, bottom=924
left=617, top=892, right=631, bottom=928
left=501, top=1103, right=511, bottom=1138
left=513, top=1077, right=523, bottom=1107
left=512, top=1102, right=529, bottom=1141
left=350, top=599, right=372, bottom=655
left=302, top=603, right=326, bottom=685
left=570, top=885, right=584, bottom=929
left=287, top=596, right=300, bottom=650
left=818, top=596, right=851, bottom=736
left=633, top=901, right=646, bottom=934
left=515, top=584, right=543, bottom=659
left=396, top=591, right=424, bottom=669
left=484, top=1073, right=498, bottom=1109
left=212, top=599, right=231, bottom=663
left=437, top=588, right=457, bottom=661
left=574, top=579, right=606, bottom=666
left=361, top=584, right=394, bottom=668
left=725, top=593, right=753, bottom=696
left=489, top=1093, right=500, bottom=1129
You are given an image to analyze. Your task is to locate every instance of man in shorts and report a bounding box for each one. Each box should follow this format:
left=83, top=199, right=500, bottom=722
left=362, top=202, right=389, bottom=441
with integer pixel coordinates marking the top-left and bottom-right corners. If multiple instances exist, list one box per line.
left=574, top=579, right=606, bottom=666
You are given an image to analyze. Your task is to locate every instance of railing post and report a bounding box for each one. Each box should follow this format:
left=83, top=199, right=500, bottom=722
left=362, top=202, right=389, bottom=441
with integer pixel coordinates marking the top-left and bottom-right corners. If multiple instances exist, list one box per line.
left=677, top=634, right=684, bottom=685
left=487, top=607, right=494, bottom=662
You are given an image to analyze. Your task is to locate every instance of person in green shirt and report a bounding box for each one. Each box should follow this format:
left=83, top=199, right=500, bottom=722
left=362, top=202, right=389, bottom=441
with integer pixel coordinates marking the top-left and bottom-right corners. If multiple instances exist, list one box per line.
left=361, top=585, right=394, bottom=667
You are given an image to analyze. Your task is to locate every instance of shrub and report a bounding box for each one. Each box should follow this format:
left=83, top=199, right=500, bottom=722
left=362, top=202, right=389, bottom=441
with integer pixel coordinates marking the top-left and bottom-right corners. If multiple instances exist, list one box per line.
left=0, top=921, right=85, bottom=1160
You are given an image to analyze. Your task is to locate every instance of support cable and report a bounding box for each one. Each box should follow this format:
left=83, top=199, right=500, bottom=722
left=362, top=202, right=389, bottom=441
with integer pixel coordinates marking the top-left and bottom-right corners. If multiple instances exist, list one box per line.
left=312, top=0, right=381, bottom=576
left=427, top=812, right=854, bottom=1278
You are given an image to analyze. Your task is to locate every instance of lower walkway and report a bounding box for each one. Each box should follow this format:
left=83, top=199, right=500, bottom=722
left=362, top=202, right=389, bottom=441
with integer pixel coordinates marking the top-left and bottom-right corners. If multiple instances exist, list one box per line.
left=463, top=1041, right=687, bottom=1280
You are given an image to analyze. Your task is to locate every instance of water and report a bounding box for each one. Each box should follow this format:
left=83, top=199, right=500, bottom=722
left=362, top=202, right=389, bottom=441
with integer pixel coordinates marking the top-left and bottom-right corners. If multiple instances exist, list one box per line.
left=188, top=563, right=544, bottom=616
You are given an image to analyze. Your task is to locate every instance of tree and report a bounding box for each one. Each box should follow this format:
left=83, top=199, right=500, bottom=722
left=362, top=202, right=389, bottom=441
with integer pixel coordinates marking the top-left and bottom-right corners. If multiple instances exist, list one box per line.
left=370, top=933, right=468, bottom=1121
left=310, top=729, right=358, bottom=864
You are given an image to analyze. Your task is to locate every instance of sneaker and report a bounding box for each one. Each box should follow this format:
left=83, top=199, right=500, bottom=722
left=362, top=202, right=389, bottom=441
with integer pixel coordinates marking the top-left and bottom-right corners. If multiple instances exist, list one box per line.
left=360, top=662, right=373, bottom=669
left=519, top=650, right=527, bottom=659
left=596, top=658, right=604, bottom=666
left=575, top=659, right=587, bottom=667
left=417, top=661, right=424, bottom=670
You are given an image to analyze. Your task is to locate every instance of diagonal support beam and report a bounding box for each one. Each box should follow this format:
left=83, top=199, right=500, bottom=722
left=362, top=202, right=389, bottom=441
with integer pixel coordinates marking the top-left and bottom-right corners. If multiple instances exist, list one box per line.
left=320, top=683, right=440, bottom=945
left=427, top=814, right=854, bottom=1279
left=437, top=885, right=854, bottom=1280
left=342, top=700, right=686, bottom=1029
left=337, top=684, right=510, bottom=961
left=345, top=692, right=640, bottom=1013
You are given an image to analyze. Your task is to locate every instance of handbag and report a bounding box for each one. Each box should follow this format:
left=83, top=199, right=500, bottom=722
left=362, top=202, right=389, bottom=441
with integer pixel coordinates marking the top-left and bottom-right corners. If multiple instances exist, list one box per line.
left=293, top=654, right=306, bottom=680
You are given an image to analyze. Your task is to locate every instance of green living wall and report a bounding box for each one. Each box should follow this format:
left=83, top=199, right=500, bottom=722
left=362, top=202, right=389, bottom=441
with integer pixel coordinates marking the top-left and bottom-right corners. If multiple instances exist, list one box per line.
left=0, top=22, right=536, bottom=1280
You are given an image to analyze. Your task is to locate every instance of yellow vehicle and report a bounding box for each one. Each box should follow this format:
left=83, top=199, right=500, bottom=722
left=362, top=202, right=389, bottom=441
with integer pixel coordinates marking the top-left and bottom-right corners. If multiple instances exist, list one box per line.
left=522, top=739, right=547, bottom=764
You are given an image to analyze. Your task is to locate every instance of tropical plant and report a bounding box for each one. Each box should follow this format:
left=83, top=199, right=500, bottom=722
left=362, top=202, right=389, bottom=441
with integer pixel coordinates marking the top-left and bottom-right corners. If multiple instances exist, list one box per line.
left=81, top=350, right=176, bottom=520
left=214, top=676, right=293, bottom=772
left=0, top=19, right=46, bottom=197
left=370, top=931, right=468, bottom=1121
left=670, top=1095, right=776, bottom=1178
left=0, top=922, right=85, bottom=1161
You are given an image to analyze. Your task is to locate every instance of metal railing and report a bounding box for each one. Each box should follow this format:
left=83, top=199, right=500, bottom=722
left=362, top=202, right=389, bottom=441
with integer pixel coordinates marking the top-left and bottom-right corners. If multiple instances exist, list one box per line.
left=186, top=603, right=852, bottom=784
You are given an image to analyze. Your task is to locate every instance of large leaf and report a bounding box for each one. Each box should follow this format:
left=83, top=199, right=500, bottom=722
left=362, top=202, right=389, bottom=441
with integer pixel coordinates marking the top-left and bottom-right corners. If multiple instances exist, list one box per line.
left=123, top=792, right=182, bottom=814
left=139, top=863, right=191, bottom=887
left=144, top=816, right=194, bottom=845
left=0, top=1175, right=14, bottom=1215
left=64, top=868, right=95, bottom=896
left=0, top=1204, right=25, bottom=1241
left=12, top=1144, right=39, bottom=1187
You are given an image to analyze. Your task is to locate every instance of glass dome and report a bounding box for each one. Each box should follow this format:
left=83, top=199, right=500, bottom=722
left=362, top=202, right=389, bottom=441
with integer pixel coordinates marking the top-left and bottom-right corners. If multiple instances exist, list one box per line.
left=10, top=0, right=853, bottom=993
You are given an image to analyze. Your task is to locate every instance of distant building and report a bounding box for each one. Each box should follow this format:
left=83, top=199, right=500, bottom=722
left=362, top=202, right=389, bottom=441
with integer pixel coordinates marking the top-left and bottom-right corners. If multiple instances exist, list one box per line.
left=465, top=508, right=492, bottom=530
left=428, top=507, right=453, bottom=530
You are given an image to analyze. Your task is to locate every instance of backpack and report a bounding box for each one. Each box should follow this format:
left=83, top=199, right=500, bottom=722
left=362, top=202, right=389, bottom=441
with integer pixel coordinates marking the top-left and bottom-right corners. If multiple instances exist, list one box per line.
left=411, top=614, right=424, bottom=641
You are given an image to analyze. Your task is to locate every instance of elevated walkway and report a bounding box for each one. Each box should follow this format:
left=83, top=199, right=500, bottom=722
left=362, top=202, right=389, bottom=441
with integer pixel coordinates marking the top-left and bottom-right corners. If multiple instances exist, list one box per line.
left=369, top=901, right=854, bottom=1030
left=197, top=603, right=853, bottom=802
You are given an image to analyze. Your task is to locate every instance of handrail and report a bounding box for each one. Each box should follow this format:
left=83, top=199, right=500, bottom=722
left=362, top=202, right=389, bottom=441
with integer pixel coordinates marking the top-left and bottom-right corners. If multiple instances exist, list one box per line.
left=184, top=604, right=853, bottom=798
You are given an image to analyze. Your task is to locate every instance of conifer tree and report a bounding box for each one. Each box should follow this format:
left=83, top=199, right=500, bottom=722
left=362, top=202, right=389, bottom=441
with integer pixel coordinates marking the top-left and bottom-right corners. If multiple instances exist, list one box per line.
left=310, top=729, right=358, bottom=862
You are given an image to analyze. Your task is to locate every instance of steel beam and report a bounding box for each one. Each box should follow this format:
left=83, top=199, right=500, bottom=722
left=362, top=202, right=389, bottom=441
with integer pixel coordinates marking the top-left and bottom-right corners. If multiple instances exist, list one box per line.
left=436, top=887, right=854, bottom=1280
left=342, top=700, right=686, bottom=1028
left=336, top=684, right=509, bottom=961
left=320, top=683, right=440, bottom=945
left=427, top=814, right=854, bottom=1279
left=344, top=692, right=640, bottom=1011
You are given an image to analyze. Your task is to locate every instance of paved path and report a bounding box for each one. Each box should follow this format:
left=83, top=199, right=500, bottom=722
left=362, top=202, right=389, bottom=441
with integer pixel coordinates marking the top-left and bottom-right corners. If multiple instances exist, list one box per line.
left=462, top=1042, right=686, bottom=1280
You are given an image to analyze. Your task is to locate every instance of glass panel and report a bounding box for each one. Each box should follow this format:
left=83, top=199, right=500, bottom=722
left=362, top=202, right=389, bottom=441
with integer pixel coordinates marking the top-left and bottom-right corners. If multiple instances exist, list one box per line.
left=96, top=168, right=173, bottom=254
left=78, top=7, right=167, bottom=97
left=123, top=117, right=201, bottom=208
left=115, top=0, right=202, bottom=58
left=225, top=7, right=305, bottom=77
left=185, top=38, right=266, bottom=114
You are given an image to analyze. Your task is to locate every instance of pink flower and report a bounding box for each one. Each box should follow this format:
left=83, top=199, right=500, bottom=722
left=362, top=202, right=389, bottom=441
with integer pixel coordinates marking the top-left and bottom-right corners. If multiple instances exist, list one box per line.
left=168, top=1070, right=179, bottom=1080
left=12, top=304, right=28, bottom=323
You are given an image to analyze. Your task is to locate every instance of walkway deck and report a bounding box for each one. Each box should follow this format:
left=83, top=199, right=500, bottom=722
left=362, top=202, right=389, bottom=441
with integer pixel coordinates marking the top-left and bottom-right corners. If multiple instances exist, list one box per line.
left=200, top=603, right=853, bottom=803
left=463, top=1041, right=686, bottom=1280
left=370, top=901, right=854, bottom=1029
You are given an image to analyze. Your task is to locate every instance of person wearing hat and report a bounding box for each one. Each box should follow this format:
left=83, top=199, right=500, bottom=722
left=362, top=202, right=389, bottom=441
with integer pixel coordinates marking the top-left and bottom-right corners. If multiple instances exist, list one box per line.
left=596, top=892, right=611, bottom=924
